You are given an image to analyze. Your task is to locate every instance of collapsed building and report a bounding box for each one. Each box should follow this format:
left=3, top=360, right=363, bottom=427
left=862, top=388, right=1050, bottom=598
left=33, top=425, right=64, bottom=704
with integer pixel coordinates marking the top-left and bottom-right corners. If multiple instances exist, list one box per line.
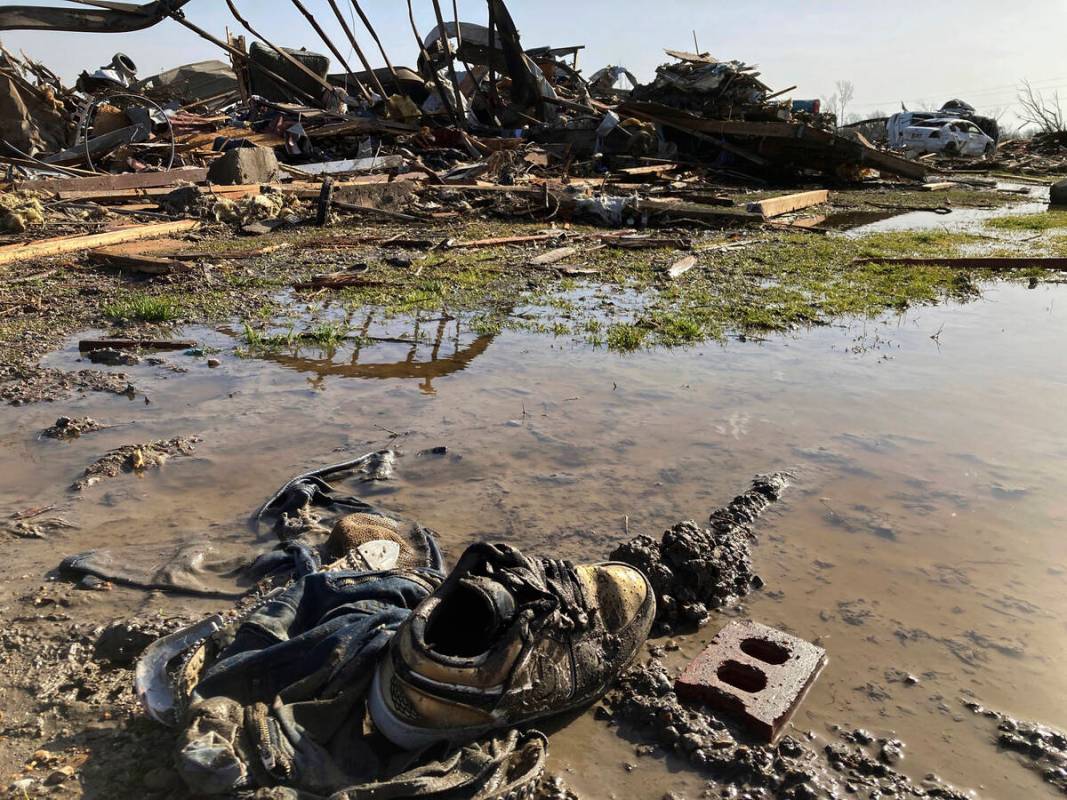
left=0, top=0, right=930, bottom=205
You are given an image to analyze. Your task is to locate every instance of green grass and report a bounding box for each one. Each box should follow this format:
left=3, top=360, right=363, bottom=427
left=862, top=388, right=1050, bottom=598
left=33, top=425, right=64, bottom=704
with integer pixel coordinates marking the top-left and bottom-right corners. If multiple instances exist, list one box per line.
left=303, top=321, right=350, bottom=346
left=103, top=294, right=184, bottom=323
left=987, top=210, right=1067, bottom=231
left=606, top=323, right=648, bottom=352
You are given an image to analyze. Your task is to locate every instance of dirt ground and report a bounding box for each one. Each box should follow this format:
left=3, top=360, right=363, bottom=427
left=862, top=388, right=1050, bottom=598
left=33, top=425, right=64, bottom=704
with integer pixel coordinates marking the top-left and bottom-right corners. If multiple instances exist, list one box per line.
left=1, top=180, right=1067, bottom=799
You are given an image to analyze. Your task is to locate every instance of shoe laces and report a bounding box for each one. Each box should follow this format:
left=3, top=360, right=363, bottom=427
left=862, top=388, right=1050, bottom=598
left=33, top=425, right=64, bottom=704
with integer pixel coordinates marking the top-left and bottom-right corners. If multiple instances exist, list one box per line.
left=487, top=555, right=590, bottom=635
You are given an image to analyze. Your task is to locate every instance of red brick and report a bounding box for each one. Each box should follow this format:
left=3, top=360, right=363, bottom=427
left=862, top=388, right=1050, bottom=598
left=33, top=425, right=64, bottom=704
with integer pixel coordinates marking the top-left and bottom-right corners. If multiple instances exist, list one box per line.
left=675, top=620, right=827, bottom=743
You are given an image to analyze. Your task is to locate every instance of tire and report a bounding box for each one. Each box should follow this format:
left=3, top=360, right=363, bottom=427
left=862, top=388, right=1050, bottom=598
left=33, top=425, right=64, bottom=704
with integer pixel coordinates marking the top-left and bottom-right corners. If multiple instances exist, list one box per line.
left=943, top=142, right=959, bottom=157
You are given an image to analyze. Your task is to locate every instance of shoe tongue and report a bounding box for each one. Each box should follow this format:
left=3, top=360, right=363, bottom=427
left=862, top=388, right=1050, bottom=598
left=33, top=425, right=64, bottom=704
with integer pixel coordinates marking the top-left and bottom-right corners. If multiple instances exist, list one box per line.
left=460, top=575, right=517, bottom=638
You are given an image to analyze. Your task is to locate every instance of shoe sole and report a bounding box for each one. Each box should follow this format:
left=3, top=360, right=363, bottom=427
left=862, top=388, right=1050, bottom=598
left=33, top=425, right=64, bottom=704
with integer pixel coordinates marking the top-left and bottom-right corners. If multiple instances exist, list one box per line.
left=369, top=566, right=656, bottom=749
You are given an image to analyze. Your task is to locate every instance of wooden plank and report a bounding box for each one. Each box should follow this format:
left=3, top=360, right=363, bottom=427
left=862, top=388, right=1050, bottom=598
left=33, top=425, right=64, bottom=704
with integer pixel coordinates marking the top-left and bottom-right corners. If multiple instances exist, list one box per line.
left=450, top=233, right=564, bottom=249
left=530, top=247, right=578, bottom=266
left=56, top=184, right=266, bottom=203
left=747, top=190, right=830, bottom=218
left=638, top=197, right=763, bottom=222
left=667, top=255, right=697, bottom=279
left=616, top=164, right=679, bottom=177
left=921, top=182, right=956, bottom=192
left=26, top=168, right=210, bottom=194
left=89, top=244, right=192, bottom=275
left=0, top=220, right=200, bottom=266
left=852, top=257, right=1067, bottom=269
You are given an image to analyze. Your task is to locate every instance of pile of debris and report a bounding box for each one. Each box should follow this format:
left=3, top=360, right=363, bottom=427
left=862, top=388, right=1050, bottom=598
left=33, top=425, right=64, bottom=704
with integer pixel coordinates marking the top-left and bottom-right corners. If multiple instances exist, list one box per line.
left=987, top=131, right=1067, bottom=175
left=0, top=0, right=939, bottom=263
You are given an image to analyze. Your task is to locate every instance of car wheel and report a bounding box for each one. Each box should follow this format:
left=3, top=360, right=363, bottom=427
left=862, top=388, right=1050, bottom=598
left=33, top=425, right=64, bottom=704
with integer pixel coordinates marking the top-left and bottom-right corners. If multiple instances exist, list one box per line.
left=944, top=142, right=959, bottom=156
left=984, top=143, right=996, bottom=157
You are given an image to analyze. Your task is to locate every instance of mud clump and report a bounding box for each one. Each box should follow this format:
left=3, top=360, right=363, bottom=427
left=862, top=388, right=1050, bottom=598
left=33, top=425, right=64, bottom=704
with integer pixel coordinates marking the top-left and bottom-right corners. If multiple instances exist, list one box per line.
left=41, top=416, right=102, bottom=440
left=72, top=435, right=201, bottom=491
left=611, top=473, right=790, bottom=632
left=606, top=659, right=970, bottom=799
left=1, top=367, right=134, bottom=406
left=967, top=702, right=1067, bottom=793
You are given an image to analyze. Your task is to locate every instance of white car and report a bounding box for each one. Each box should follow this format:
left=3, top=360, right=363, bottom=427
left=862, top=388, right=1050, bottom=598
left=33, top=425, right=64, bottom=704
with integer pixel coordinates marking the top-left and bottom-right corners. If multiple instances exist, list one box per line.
left=898, top=117, right=996, bottom=157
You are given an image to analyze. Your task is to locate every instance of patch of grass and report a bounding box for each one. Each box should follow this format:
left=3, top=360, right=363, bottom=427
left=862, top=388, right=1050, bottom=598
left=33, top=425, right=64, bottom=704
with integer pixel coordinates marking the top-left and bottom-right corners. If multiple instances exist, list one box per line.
left=987, top=210, right=1067, bottom=231
left=606, top=323, right=647, bottom=352
left=104, top=293, right=184, bottom=323
left=304, top=321, right=350, bottom=346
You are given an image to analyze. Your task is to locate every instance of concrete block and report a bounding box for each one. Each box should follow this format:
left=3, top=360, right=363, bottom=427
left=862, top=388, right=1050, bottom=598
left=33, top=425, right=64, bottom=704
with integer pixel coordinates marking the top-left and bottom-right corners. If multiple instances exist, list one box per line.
left=675, top=620, right=827, bottom=743
left=207, top=146, right=279, bottom=186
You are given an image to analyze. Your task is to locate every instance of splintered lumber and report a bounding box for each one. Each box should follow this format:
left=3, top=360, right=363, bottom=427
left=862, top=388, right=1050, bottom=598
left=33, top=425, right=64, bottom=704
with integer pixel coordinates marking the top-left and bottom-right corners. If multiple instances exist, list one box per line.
left=89, top=247, right=191, bottom=275
left=529, top=247, right=578, bottom=266
left=852, top=257, right=1067, bottom=269
left=639, top=197, right=762, bottom=222
left=615, top=164, right=680, bottom=177
left=27, top=168, right=210, bottom=194
left=0, top=221, right=201, bottom=267
left=921, top=182, right=956, bottom=192
left=56, top=183, right=264, bottom=203
left=667, top=255, right=698, bottom=279
left=747, top=190, right=830, bottom=218
left=79, top=339, right=197, bottom=353
left=451, top=233, right=564, bottom=249
left=293, top=271, right=379, bottom=290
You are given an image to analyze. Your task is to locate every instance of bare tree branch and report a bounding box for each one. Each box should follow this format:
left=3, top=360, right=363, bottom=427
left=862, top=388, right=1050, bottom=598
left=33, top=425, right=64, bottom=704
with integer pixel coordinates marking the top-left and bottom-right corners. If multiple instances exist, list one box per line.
left=1018, top=80, right=1065, bottom=134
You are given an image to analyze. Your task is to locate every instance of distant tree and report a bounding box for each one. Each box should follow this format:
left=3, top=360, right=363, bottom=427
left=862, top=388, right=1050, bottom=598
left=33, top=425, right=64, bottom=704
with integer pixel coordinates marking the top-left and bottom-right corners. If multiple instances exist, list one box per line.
left=1018, top=80, right=1065, bottom=134
left=821, top=92, right=837, bottom=120
left=835, top=80, right=855, bottom=122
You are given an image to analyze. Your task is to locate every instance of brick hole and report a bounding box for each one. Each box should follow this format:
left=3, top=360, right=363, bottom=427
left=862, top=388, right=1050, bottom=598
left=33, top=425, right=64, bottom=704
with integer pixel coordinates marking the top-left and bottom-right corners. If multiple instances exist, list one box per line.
left=717, top=660, right=768, bottom=694
left=740, top=637, right=791, bottom=665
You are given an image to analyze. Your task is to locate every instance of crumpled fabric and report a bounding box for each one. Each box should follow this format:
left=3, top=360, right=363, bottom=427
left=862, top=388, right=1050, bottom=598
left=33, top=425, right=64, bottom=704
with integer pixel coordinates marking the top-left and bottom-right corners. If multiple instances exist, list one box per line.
left=179, top=569, right=437, bottom=795
left=176, top=567, right=547, bottom=799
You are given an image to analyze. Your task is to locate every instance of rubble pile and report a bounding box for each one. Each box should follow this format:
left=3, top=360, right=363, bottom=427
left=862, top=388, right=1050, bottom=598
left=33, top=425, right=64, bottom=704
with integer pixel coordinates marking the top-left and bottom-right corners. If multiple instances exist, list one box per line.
left=0, top=0, right=942, bottom=264
left=987, top=132, right=1067, bottom=175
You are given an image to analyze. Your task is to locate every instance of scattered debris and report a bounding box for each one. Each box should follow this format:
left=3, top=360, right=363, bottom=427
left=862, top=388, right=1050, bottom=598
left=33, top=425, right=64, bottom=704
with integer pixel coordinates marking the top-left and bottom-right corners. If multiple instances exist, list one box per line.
left=72, top=435, right=201, bottom=490
left=41, top=415, right=101, bottom=439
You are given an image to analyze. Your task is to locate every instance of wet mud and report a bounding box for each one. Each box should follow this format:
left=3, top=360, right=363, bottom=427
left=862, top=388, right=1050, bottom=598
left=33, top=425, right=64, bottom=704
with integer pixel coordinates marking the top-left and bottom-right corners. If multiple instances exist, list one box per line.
left=0, top=281, right=1066, bottom=798
left=611, top=474, right=789, bottom=633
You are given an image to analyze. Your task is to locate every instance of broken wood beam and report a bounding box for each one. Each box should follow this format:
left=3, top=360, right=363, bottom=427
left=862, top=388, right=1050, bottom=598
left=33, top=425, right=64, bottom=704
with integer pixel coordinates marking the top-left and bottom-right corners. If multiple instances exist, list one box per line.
left=450, top=233, right=565, bottom=248
left=88, top=247, right=192, bottom=275
left=529, top=247, right=578, bottom=266
left=0, top=220, right=200, bottom=266
left=747, top=190, right=830, bottom=218
left=26, top=168, right=210, bottom=194
left=920, top=182, right=956, bottom=192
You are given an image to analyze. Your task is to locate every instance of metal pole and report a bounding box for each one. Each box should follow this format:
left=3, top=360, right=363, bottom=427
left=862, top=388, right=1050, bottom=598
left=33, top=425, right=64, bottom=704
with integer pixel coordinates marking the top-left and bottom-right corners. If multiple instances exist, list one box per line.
left=323, top=0, right=388, bottom=99
left=287, top=0, right=373, bottom=103
left=224, top=0, right=347, bottom=103
left=161, top=8, right=319, bottom=106
left=350, top=0, right=402, bottom=94
left=406, top=0, right=461, bottom=126
left=487, top=0, right=499, bottom=111
left=429, top=0, right=466, bottom=125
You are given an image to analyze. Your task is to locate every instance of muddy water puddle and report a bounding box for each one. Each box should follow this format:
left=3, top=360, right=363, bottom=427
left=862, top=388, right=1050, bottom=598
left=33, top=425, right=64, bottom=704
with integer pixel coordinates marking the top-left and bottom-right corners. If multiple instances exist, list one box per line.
left=3, top=282, right=1067, bottom=797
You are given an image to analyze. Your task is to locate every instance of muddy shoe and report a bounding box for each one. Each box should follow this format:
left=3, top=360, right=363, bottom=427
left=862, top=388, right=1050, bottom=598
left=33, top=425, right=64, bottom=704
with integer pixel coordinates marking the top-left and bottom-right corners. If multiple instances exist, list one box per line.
left=370, top=542, right=655, bottom=748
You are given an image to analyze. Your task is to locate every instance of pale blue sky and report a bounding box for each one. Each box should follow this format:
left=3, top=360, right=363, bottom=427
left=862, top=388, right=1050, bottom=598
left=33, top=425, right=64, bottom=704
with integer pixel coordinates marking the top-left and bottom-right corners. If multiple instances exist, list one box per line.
left=2, top=0, right=1065, bottom=128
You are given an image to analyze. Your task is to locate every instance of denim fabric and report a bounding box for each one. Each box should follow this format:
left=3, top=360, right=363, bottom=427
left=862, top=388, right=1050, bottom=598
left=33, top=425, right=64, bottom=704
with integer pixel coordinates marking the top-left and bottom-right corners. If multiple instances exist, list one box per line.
left=180, top=569, right=441, bottom=794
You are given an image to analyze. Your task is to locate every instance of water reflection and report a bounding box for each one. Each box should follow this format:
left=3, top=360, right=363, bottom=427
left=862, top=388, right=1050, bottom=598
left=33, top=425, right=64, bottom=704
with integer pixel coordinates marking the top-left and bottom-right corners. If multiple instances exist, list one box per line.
left=256, top=312, right=497, bottom=395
